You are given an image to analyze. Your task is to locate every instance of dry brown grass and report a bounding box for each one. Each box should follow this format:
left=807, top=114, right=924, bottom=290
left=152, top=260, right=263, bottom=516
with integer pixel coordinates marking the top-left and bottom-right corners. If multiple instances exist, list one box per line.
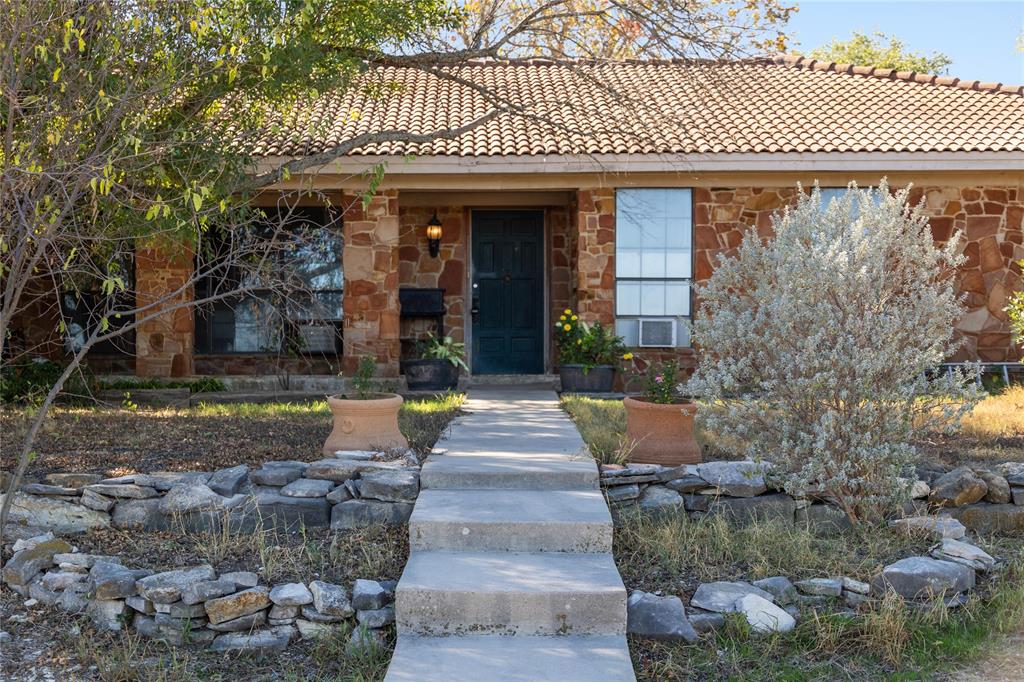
left=920, top=386, right=1024, bottom=468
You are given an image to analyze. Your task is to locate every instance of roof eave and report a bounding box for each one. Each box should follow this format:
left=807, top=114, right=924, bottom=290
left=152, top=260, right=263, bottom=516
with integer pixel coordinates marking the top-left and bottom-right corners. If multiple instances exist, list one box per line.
left=255, top=151, right=1024, bottom=176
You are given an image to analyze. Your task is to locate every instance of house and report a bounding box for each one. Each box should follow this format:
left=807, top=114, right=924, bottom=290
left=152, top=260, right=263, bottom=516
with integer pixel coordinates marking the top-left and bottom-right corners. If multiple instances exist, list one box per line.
left=89, top=56, right=1024, bottom=378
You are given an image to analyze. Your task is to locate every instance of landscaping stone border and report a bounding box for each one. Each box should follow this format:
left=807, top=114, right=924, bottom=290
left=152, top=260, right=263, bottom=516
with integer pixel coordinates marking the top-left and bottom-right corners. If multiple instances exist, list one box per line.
left=603, top=460, right=1024, bottom=535
left=1, top=450, right=422, bottom=539
left=2, top=533, right=394, bottom=655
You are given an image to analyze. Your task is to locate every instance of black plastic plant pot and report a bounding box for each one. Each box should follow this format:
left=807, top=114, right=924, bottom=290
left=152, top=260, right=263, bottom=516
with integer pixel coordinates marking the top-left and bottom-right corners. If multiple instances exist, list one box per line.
left=559, top=364, right=615, bottom=393
left=404, top=359, right=460, bottom=391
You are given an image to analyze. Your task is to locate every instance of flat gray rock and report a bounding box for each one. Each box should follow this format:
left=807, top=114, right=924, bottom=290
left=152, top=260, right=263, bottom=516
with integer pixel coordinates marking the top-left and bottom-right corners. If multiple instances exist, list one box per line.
left=45, top=473, right=101, bottom=488
left=606, top=483, right=641, bottom=503
left=270, top=582, right=313, bottom=606
left=627, top=591, right=698, bottom=642
left=269, top=604, right=300, bottom=619
left=90, top=560, right=151, bottom=599
left=352, top=579, right=388, bottom=610
left=326, top=485, right=352, bottom=504
left=636, top=486, right=684, bottom=516
left=296, top=618, right=342, bottom=639
left=279, top=478, right=334, bottom=498
left=795, top=578, right=842, bottom=597
left=139, top=471, right=211, bottom=492
left=87, top=598, right=127, bottom=631
left=2, top=538, right=73, bottom=586
left=209, top=625, right=294, bottom=654
left=300, top=605, right=347, bottom=623
left=889, top=515, right=966, bottom=540
left=84, top=483, right=159, bottom=499
left=159, top=483, right=226, bottom=514
left=250, top=461, right=306, bottom=486
left=360, top=469, right=420, bottom=502
left=111, top=498, right=168, bottom=531
left=996, top=462, right=1024, bottom=486
left=20, top=483, right=79, bottom=496
left=356, top=605, right=395, bottom=628
left=221, top=571, right=259, bottom=588
left=310, top=580, right=352, bottom=617
left=135, top=565, right=217, bottom=603
left=305, top=458, right=407, bottom=483
left=208, top=610, right=267, bottom=632
left=752, top=576, right=798, bottom=605
left=734, top=594, right=795, bottom=633
left=181, top=578, right=237, bottom=605
left=253, top=490, right=332, bottom=529
left=687, top=609, right=725, bottom=633
left=207, top=465, right=249, bottom=497
left=707, top=493, right=795, bottom=525
left=871, top=556, right=975, bottom=599
left=690, top=581, right=775, bottom=613
left=1, top=492, right=110, bottom=533
left=80, top=488, right=116, bottom=512
left=665, top=474, right=707, bottom=493
left=330, top=499, right=413, bottom=529
left=696, top=461, right=769, bottom=497
left=931, top=538, right=996, bottom=571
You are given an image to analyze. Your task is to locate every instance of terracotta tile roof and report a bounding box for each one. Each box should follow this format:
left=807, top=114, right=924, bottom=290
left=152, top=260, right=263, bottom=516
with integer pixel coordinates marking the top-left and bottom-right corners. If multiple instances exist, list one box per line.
left=248, top=56, right=1024, bottom=158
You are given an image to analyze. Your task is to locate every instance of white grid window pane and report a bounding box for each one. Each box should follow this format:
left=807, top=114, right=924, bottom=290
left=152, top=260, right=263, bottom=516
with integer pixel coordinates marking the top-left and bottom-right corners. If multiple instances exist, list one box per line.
left=617, top=248, right=642, bottom=278
left=640, top=282, right=666, bottom=315
left=641, top=250, right=666, bottom=278
left=665, top=282, right=690, bottom=315
left=665, top=249, right=691, bottom=278
left=616, top=282, right=642, bottom=316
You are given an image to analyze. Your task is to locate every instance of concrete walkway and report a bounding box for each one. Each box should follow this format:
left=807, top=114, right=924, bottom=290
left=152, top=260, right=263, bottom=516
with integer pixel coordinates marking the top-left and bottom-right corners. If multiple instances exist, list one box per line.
left=385, top=385, right=634, bottom=681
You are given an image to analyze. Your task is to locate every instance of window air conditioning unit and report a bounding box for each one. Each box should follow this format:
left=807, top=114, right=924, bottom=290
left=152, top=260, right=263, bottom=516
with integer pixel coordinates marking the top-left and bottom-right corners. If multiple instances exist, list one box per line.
left=638, top=318, right=676, bottom=348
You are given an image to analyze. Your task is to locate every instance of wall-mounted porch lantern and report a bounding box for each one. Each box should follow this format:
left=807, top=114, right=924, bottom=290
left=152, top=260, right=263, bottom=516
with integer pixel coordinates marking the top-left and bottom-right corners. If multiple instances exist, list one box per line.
left=426, top=211, right=443, bottom=258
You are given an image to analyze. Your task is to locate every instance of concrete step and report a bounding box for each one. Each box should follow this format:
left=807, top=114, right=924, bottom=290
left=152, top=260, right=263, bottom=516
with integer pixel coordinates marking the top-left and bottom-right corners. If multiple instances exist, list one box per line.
left=421, top=454, right=598, bottom=490
left=396, top=550, right=626, bottom=636
left=384, top=634, right=636, bottom=681
left=410, top=489, right=612, bottom=553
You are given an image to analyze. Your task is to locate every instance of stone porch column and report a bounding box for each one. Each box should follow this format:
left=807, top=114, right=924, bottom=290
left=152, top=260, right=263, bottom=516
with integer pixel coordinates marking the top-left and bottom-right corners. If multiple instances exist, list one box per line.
left=135, top=245, right=194, bottom=377
left=342, top=190, right=401, bottom=376
left=574, top=188, right=616, bottom=325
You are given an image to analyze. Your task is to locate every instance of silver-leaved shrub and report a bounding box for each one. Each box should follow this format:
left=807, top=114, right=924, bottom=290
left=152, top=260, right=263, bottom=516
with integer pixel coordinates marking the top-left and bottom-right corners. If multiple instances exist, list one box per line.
left=688, top=181, right=982, bottom=524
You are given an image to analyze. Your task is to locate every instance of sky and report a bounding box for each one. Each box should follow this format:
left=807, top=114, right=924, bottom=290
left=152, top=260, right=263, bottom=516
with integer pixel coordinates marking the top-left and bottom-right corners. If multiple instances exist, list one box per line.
left=785, top=0, right=1024, bottom=85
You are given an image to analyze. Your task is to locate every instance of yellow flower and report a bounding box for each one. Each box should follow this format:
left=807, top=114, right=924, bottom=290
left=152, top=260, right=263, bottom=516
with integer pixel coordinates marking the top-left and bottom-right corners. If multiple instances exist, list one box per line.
left=563, top=324, right=572, bottom=331
left=577, top=339, right=583, bottom=345
left=571, top=315, right=578, bottom=321
left=623, top=352, right=634, bottom=360
left=559, top=315, right=566, bottom=321
left=564, top=308, right=572, bottom=315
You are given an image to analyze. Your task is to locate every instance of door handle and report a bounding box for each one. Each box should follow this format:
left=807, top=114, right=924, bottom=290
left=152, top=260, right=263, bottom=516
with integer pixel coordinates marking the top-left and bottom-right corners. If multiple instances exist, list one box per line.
left=471, top=295, right=480, bottom=322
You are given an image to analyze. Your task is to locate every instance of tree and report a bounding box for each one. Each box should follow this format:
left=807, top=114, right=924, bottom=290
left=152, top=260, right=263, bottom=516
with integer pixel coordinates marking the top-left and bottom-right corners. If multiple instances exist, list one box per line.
left=453, top=0, right=796, bottom=59
left=687, top=182, right=981, bottom=524
left=1, top=0, right=792, bottom=537
left=809, top=31, right=952, bottom=74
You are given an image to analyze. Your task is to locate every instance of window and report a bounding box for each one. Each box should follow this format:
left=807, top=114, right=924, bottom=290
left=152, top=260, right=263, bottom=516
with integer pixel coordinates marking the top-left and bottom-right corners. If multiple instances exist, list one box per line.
left=818, top=186, right=883, bottom=218
left=194, top=206, right=343, bottom=355
left=614, top=189, right=692, bottom=347
left=63, top=255, right=136, bottom=356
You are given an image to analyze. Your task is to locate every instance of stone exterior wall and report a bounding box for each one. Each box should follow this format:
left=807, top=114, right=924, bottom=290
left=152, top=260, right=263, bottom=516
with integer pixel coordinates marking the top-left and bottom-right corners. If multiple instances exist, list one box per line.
left=909, top=186, right=1023, bottom=361
left=571, top=184, right=1022, bottom=374
left=574, top=188, right=616, bottom=326
left=342, top=191, right=401, bottom=377
left=135, top=246, right=194, bottom=378
left=398, top=205, right=468, bottom=361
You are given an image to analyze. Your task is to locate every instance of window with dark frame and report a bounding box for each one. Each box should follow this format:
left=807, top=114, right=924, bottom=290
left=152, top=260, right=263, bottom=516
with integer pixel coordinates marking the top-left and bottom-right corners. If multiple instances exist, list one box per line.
left=63, top=255, right=137, bottom=357
left=194, top=206, right=344, bottom=355
left=614, top=188, right=693, bottom=348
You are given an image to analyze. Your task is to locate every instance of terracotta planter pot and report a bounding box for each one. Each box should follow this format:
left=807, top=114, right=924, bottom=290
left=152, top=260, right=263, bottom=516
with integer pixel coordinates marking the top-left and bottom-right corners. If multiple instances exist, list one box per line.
left=323, top=393, right=408, bottom=455
left=623, top=396, right=702, bottom=466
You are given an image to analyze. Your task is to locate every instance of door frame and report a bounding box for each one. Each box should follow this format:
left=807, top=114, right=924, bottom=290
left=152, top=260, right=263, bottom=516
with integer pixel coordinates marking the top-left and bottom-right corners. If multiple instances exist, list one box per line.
left=465, top=208, right=549, bottom=375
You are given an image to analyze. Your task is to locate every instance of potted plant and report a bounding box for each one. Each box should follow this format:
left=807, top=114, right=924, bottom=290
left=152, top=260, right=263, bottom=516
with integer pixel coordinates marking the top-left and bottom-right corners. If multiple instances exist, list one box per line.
left=555, top=309, right=630, bottom=393
left=623, top=360, right=702, bottom=465
left=404, top=333, right=467, bottom=391
left=323, top=356, right=408, bottom=455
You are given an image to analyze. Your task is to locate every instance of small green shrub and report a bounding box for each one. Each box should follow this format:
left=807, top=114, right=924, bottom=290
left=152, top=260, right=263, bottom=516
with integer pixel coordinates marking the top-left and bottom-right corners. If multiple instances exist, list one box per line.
left=0, top=359, right=94, bottom=404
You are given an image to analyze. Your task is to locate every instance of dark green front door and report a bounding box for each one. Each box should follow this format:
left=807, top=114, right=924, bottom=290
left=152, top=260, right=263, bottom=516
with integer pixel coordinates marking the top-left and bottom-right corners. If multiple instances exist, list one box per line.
left=471, top=210, right=545, bottom=374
